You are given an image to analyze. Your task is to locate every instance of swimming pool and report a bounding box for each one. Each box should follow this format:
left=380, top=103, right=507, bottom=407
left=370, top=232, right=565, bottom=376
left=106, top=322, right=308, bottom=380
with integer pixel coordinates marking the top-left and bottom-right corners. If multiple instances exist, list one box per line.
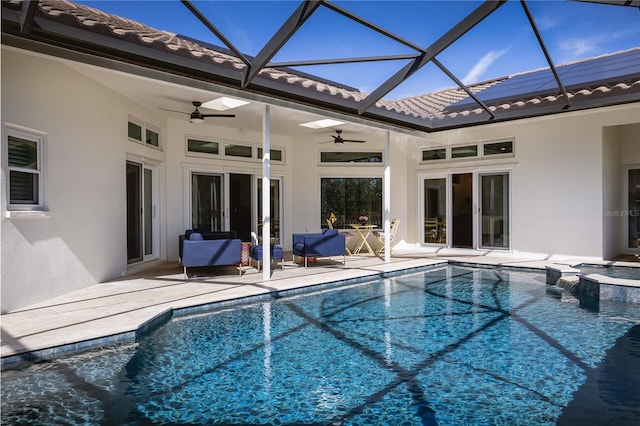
left=2, top=266, right=640, bottom=425
left=577, top=264, right=640, bottom=280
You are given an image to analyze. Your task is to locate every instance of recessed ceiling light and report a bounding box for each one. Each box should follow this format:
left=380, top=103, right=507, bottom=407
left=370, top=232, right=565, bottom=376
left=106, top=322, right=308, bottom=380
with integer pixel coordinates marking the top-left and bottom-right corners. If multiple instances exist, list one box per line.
left=201, top=97, right=250, bottom=111
left=300, top=118, right=345, bottom=129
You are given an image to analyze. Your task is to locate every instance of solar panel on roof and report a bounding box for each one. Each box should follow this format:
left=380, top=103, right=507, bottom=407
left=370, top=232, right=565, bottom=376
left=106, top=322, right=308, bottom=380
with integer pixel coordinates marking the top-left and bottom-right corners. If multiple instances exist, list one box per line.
left=448, top=48, right=640, bottom=110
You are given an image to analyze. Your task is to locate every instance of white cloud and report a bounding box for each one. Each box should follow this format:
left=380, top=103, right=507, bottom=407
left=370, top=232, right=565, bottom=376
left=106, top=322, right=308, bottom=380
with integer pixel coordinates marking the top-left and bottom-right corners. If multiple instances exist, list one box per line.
left=560, top=39, right=597, bottom=59
left=462, top=49, right=509, bottom=84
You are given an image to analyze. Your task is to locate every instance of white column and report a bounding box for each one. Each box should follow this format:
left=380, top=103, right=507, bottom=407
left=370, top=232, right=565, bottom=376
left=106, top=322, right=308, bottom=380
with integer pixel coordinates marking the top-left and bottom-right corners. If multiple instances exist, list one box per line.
left=262, top=104, right=271, bottom=280
left=384, top=131, right=391, bottom=262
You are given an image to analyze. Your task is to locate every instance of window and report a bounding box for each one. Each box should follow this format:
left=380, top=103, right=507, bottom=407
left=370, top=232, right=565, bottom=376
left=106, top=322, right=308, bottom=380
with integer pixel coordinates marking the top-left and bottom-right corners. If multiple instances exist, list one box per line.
left=128, top=121, right=142, bottom=142
left=225, top=143, right=252, bottom=159
left=257, top=147, right=284, bottom=163
left=128, top=118, right=160, bottom=149
left=451, top=145, right=478, bottom=159
left=422, top=148, right=446, bottom=162
left=146, top=128, right=159, bottom=147
left=320, top=177, right=382, bottom=229
left=320, top=152, right=382, bottom=163
left=483, top=140, right=513, bottom=156
left=187, top=138, right=220, bottom=156
left=5, top=129, right=43, bottom=209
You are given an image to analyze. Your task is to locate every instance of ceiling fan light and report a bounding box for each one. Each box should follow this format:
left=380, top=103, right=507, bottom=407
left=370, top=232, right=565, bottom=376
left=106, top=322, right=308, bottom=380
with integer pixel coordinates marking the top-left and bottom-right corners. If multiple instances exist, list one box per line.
left=190, top=117, right=204, bottom=124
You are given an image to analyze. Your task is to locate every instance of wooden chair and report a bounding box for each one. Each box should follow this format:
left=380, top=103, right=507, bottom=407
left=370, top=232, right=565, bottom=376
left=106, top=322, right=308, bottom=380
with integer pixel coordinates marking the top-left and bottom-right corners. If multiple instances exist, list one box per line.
left=374, top=219, right=399, bottom=255
left=437, top=218, right=446, bottom=243
left=424, top=218, right=438, bottom=243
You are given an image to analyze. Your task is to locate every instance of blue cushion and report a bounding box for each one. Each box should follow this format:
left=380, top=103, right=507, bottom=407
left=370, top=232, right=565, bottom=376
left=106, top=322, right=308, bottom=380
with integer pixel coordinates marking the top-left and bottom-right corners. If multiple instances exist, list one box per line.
left=321, top=229, right=338, bottom=236
left=189, top=232, right=203, bottom=241
left=251, top=245, right=284, bottom=260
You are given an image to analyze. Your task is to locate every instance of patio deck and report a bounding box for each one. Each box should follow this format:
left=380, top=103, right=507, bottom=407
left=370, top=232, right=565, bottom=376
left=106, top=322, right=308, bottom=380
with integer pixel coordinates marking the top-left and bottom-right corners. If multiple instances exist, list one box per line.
left=2, top=250, right=637, bottom=366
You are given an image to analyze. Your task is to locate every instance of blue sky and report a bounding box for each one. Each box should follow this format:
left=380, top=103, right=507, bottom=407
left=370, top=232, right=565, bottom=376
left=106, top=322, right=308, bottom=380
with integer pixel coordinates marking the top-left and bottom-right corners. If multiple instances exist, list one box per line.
left=77, top=0, right=640, bottom=99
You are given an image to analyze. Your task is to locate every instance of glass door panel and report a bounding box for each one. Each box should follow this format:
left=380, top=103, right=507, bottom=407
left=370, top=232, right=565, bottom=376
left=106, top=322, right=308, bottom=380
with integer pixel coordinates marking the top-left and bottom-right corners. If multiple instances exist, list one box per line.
left=452, top=173, right=473, bottom=248
left=629, top=168, right=640, bottom=249
left=143, top=167, right=153, bottom=256
left=230, top=173, right=252, bottom=242
left=423, top=178, right=447, bottom=244
left=258, top=178, right=282, bottom=244
left=192, top=173, right=223, bottom=232
left=126, top=162, right=142, bottom=263
left=127, top=161, right=156, bottom=263
left=480, top=173, right=509, bottom=249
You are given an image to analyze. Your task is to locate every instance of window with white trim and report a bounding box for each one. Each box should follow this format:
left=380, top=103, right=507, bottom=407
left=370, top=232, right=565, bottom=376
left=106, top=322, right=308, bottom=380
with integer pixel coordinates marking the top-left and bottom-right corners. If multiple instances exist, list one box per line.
left=320, top=151, right=382, bottom=164
left=5, top=128, right=44, bottom=210
left=128, top=117, right=161, bottom=149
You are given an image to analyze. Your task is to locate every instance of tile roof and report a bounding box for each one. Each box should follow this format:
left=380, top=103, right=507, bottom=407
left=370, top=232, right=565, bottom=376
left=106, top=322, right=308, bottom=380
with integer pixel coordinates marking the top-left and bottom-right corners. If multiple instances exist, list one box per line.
left=3, top=0, right=639, bottom=131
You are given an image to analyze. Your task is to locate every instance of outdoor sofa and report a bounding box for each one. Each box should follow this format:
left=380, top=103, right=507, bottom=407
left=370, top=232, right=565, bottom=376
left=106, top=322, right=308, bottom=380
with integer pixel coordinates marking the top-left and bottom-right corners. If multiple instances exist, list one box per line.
left=292, top=229, right=346, bottom=268
left=178, top=230, right=242, bottom=278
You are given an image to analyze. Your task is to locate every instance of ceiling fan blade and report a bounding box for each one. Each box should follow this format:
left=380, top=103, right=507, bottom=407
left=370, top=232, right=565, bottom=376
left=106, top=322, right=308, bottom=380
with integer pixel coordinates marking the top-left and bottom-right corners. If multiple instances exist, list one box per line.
left=160, top=107, right=189, bottom=115
left=201, top=114, right=236, bottom=118
left=319, top=140, right=334, bottom=144
left=343, top=139, right=366, bottom=143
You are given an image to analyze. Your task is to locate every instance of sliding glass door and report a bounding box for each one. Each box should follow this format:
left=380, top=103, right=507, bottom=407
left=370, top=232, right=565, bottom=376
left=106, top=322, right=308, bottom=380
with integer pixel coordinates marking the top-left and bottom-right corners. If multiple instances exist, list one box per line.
left=480, top=173, right=510, bottom=249
left=127, top=160, right=158, bottom=264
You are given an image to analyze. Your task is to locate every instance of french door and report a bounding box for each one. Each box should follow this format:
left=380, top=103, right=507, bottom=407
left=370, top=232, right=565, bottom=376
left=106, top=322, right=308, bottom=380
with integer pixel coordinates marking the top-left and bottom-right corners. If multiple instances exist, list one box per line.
left=126, top=160, right=158, bottom=264
left=190, top=171, right=282, bottom=244
left=421, top=171, right=510, bottom=250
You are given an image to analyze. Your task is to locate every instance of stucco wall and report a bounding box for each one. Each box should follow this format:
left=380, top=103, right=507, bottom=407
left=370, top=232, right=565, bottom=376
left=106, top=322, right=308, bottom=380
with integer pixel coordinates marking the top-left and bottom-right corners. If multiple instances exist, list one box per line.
left=410, top=106, right=639, bottom=259
left=1, top=49, right=167, bottom=312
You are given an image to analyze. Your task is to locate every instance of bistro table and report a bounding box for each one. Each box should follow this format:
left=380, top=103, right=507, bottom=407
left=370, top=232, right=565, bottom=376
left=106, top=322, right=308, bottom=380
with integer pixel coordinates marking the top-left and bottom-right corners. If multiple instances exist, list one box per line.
left=350, top=224, right=376, bottom=255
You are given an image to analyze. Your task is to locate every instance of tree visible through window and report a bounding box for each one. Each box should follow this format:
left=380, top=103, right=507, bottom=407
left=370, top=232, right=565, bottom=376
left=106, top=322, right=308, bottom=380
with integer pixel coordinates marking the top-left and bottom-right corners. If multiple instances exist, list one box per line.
left=321, top=178, right=382, bottom=229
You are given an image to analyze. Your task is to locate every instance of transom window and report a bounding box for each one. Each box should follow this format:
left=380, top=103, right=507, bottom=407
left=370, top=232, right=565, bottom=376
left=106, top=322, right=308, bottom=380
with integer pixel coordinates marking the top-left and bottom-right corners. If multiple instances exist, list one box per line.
left=5, top=128, right=43, bottom=209
left=421, top=140, right=514, bottom=164
left=187, top=138, right=220, bottom=155
left=422, top=148, right=446, bottom=162
left=128, top=117, right=160, bottom=149
left=320, top=152, right=382, bottom=164
left=320, top=177, right=382, bottom=229
left=483, top=140, right=513, bottom=156
left=451, top=145, right=478, bottom=159
left=186, top=137, right=285, bottom=163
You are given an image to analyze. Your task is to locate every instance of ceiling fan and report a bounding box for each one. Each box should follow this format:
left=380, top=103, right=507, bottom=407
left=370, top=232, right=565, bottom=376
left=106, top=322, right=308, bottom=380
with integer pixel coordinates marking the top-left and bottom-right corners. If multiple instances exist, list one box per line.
left=321, top=129, right=366, bottom=144
left=161, top=101, right=235, bottom=123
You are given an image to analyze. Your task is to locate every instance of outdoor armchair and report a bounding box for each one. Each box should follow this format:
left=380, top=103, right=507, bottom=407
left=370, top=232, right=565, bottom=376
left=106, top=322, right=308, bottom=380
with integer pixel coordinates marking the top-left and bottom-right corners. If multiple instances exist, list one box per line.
left=292, top=229, right=346, bottom=268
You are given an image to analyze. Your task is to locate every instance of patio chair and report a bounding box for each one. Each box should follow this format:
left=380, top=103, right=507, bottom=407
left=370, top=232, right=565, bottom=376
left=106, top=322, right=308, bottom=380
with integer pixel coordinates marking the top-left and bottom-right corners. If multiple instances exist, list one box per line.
left=424, top=217, right=438, bottom=243
left=374, top=219, right=400, bottom=255
left=327, top=218, right=353, bottom=255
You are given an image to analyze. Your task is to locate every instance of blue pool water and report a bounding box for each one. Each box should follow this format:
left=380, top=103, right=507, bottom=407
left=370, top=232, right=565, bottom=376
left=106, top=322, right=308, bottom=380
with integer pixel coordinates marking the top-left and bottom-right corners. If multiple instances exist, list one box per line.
left=2, top=266, right=640, bottom=425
